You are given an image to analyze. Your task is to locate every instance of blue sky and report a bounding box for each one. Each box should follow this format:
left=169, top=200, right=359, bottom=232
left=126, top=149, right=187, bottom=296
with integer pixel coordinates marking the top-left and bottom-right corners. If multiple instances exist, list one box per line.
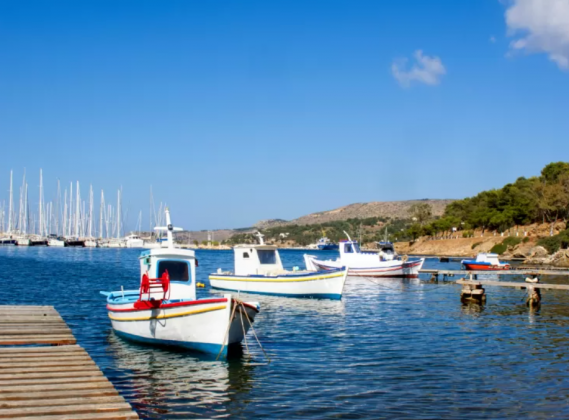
left=1, top=0, right=569, bottom=231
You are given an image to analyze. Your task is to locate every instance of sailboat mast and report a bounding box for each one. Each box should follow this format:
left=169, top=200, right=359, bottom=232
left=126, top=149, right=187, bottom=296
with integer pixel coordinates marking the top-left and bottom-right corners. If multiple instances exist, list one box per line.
left=69, top=182, right=73, bottom=237
left=39, top=169, right=43, bottom=236
left=7, top=170, right=13, bottom=233
left=75, top=181, right=80, bottom=237
left=116, top=189, right=121, bottom=239
left=56, top=180, right=61, bottom=236
left=88, top=185, right=93, bottom=238
left=99, top=190, right=104, bottom=239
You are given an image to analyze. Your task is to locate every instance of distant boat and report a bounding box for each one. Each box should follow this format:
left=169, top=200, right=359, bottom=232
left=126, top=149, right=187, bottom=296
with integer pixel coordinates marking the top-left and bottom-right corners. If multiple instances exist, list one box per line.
left=376, top=241, right=397, bottom=261
left=461, top=253, right=511, bottom=271
left=125, top=234, right=144, bottom=248
left=65, top=237, right=85, bottom=247
left=47, top=235, right=66, bottom=247
left=306, top=231, right=424, bottom=278
left=316, top=237, right=339, bottom=251
left=209, top=233, right=348, bottom=300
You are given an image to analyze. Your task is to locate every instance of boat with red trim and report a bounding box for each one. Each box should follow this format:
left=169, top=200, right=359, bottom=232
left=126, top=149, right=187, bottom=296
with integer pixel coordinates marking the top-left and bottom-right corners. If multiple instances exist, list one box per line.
left=101, top=209, right=260, bottom=357
left=304, top=232, right=424, bottom=278
left=461, top=253, right=511, bottom=271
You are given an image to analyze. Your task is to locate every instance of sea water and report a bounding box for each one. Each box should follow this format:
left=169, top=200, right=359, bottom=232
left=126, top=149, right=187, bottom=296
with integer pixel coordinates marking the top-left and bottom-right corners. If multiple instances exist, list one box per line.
left=2, top=247, right=569, bottom=419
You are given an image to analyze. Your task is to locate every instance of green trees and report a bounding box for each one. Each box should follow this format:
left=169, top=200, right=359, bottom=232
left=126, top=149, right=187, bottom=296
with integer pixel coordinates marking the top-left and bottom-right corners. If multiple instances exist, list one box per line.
left=408, top=203, right=433, bottom=226
left=420, top=162, right=569, bottom=237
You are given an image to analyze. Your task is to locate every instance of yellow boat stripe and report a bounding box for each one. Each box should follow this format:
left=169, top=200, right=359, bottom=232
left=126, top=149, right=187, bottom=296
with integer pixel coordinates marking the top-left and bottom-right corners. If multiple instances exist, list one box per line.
left=209, top=272, right=344, bottom=283
left=109, top=305, right=226, bottom=322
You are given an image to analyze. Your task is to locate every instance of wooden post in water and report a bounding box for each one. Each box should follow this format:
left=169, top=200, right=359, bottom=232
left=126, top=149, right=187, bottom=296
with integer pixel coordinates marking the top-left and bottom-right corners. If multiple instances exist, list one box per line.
left=460, top=280, right=486, bottom=304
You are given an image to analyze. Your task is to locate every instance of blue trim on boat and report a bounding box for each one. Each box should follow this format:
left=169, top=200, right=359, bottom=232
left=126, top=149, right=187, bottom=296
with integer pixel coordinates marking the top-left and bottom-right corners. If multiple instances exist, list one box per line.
left=210, top=286, right=342, bottom=300
left=113, top=329, right=226, bottom=356
left=461, top=260, right=492, bottom=265
left=317, top=244, right=339, bottom=251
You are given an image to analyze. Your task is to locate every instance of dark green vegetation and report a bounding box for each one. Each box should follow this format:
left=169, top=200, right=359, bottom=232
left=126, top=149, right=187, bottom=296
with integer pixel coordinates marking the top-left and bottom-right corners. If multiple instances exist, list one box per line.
left=537, top=229, right=569, bottom=254
left=490, top=237, right=523, bottom=255
left=400, top=162, right=569, bottom=241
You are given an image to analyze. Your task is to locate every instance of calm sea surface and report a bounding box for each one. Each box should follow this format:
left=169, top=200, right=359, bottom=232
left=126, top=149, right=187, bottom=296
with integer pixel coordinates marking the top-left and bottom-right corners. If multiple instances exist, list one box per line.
left=2, top=247, right=569, bottom=419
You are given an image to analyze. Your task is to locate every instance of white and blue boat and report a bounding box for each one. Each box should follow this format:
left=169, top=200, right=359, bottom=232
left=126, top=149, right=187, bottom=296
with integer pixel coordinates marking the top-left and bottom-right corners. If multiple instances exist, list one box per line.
left=102, top=209, right=260, bottom=357
left=316, top=237, right=339, bottom=251
left=209, top=233, right=348, bottom=300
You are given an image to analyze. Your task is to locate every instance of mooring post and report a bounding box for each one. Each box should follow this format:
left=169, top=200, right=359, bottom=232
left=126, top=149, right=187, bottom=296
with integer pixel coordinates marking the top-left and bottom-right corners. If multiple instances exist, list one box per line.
left=460, top=282, right=486, bottom=304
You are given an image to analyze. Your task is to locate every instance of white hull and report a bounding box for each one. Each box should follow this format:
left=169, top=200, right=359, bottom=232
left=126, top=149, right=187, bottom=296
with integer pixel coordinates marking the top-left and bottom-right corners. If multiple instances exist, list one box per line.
left=48, top=239, right=65, bottom=247
left=16, top=239, right=31, bottom=246
left=107, top=294, right=258, bottom=356
left=209, top=268, right=348, bottom=299
left=84, top=240, right=98, bottom=248
left=126, top=239, right=144, bottom=248
left=307, top=255, right=425, bottom=278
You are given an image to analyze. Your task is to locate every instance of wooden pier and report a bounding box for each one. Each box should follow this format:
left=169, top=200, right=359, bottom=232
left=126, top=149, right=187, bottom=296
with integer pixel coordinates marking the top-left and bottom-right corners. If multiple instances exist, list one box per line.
left=420, top=268, right=569, bottom=278
left=0, top=305, right=139, bottom=420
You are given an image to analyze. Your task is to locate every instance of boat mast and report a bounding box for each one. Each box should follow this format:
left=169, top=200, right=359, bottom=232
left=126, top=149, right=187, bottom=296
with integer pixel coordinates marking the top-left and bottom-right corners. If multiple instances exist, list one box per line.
left=69, top=182, right=73, bottom=237
left=39, top=169, right=43, bottom=237
left=75, top=181, right=80, bottom=237
left=56, top=180, right=61, bottom=236
left=7, top=170, right=13, bottom=233
left=88, top=185, right=93, bottom=238
left=116, top=189, right=121, bottom=239
left=99, top=190, right=104, bottom=239
left=63, top=189, right=67, bottom=237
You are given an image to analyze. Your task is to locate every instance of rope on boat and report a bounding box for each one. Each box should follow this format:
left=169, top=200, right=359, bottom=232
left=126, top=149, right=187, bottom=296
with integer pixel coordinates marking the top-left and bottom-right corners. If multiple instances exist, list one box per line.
left=216, top=300, right=238, bottom=361
left=238, top=300, right=271, bottom=363
left=239, top=302, right=250, bottom=355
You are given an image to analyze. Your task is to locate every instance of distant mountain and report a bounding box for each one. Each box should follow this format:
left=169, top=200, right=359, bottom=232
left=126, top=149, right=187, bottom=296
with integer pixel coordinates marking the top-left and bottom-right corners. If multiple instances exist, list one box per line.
left=254, top=199, right=454, bottom=228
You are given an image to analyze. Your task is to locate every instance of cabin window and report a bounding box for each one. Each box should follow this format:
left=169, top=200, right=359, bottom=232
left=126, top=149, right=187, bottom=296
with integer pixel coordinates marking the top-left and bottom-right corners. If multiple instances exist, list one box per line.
left=243, top=252, right=250, bottom=259
left=158, top=261, right=189, bottom=281
left=257, top=250, right=277, bottom=265
left=344, top=243, right=354, bottom=253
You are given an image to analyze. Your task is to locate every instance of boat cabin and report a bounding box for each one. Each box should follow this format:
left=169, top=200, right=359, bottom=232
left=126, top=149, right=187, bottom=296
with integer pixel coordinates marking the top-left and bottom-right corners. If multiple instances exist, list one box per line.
left=234, top=244, right=284, bottom=276
left=474, top=253, right=502, bottom=265
left=138, top=248, right=197, bottom=301
left=339, top=240, right=361, bottom=256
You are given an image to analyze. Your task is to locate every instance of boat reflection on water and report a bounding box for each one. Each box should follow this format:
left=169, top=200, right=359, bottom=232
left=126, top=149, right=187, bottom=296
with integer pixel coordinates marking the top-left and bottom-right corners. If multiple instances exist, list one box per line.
left=105, top=333, right=257, bottom=419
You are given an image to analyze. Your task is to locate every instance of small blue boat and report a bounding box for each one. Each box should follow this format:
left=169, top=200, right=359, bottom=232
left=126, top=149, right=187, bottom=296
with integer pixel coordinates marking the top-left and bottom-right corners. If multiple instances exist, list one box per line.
left=316, top=237, right=339, bottom=251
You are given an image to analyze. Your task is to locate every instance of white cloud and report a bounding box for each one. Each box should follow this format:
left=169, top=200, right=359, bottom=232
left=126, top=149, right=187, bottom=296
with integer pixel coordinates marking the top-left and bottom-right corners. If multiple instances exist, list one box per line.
left=391, top=50, right=446, bottom=87
left=505, top=0, right=569, bottom=70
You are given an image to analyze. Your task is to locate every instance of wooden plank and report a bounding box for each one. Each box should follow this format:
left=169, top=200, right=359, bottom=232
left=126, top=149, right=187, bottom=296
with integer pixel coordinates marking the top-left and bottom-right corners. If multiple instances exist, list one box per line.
left=5, top=412, right=139, bottom=420
left=0, top=402, right=135, bottom=418
left=0, top=344, right=82, bottom=354
left=0, top=338, right=76, bottom=346
left=0, top=395, right=126, bottom=409
left=0, top=365, right=100, bottom=374
left=0, top=355, right=91, bottom=363
left=421, top=268, right=569, bottom=277
left=0, top=309, right=59, bottom=314
left=0, top=376, right=108, bottom=386
left=457, top=279, right=569, bottom=290
left=0, top=380, right=115, bottom=393
left=0, top=388, right=120, bottom=401
left=0, top=370, right=104, bottom=380
left=0, top=317, right=66, bottom=323
left=0, top=329, right=72, bottom=335
left=0, top=360, right=96, bottom=368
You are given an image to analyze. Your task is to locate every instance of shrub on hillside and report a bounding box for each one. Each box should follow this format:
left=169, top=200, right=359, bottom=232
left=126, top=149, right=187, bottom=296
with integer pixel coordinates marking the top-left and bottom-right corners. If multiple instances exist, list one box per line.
left=502, top=237, right=522, bottom=248
left=522, top=236, right=530, bottom=243
left=471, top=242, right=482, bottom=250
left=537, top=229, right=569, bottom=254
left=490, top=243, right=508, bottom=255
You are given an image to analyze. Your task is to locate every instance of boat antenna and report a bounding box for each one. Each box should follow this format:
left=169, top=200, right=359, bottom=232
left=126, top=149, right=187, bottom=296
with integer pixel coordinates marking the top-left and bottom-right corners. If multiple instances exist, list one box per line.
left=255, top=231, right=265, bottom=245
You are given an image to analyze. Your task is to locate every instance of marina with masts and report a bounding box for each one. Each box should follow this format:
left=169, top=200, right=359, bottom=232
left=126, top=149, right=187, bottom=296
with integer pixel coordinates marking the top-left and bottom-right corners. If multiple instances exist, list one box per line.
left=0, top=169, right=168, bottom=249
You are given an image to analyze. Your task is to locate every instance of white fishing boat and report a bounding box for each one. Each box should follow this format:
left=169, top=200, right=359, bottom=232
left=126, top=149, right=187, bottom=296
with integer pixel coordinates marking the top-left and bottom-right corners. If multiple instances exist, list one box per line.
left=305, top=232, right=424, bottom=278
left=101, top=209, right=260, bottom=357
left=209, top=233, right=348, bottom=299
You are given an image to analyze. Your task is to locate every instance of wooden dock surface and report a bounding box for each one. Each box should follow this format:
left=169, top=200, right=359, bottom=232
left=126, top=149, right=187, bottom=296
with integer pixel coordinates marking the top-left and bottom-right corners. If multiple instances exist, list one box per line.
left=0, top=305, right=138, bottom=420
left=456, top=279, right=569, bottom=290
left=420, top=269, right=569, bottom=277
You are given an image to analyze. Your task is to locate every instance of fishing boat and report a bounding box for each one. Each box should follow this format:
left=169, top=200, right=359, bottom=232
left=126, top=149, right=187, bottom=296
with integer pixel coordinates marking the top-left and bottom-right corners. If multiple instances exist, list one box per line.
left=376, top=241, right=396, bottom=261
left=305, top=232, right=424, bottom=278
left=209, top=233, right=348, bottom=299
left=461, top=253, right=511, bottom=271
left=101, top=209, right=260, bottom=357
left=316, top=237, right=339, bottom=251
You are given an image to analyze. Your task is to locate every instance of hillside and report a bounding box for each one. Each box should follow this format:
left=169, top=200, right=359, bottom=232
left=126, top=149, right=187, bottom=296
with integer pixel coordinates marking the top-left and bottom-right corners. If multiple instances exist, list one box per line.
left=255, top=199, right=454, bottom=229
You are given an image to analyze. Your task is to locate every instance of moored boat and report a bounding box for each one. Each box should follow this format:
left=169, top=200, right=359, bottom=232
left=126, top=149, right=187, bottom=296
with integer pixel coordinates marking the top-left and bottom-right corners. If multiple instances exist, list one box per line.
left=461, top=253, right=511, bottom=270
left=209, top=233, right=348, bottom=299
left=101, top=209, right=260, bottom=357
left=316, top=237, right=339, bottom=251
left=305, top=232, right=424, bottom=278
